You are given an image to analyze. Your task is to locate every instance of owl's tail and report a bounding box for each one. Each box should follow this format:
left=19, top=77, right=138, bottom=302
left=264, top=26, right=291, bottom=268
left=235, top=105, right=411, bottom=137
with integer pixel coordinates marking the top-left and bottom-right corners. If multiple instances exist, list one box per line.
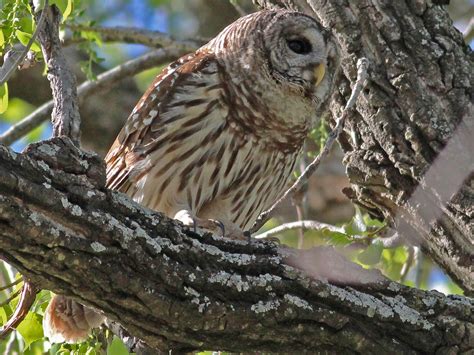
left=43, top=295, right=105, bottom=343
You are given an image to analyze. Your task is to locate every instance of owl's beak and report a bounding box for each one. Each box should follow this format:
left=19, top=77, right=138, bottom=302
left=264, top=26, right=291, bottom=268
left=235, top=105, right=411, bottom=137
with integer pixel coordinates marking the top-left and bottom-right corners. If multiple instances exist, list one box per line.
left=314, top=63, right=326, bottom=86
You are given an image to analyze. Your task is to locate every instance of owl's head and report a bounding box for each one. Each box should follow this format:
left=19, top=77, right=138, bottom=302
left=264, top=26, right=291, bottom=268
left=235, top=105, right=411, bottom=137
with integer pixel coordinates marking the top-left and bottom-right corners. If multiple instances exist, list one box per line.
left=208, top=10, right=332, bottom=101
left=261, top=11, right=328, bottom=94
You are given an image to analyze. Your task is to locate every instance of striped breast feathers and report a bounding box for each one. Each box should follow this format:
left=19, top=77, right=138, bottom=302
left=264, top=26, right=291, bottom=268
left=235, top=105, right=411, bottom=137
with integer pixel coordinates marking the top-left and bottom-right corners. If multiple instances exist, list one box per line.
left=104, top=50, right=224, bottom=192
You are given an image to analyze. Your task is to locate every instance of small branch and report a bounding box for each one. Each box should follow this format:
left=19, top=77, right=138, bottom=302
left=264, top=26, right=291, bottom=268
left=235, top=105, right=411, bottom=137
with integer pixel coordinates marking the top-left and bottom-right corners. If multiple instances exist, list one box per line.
left=0, top=47, right=187, bottom=146
left=0, top=0, right=49, bottom=85
left=373, top=231, right=405, bottom=249
left=36, top=5, right=81, bottom=145
left=0, top=277, right=22, bottom=292
left=250, top=58, right=369, bottom=233
left=400, top=246, right=415, bottom=283
left=64, top=24, right=206, bottom=52
left=254, top=220, right=347, bottom=239
left=413, top=247, right=424, bottom=289
left=229, top=0, right=248, bottom=16
left=294, top=148, right=309, bottom=249
left=0, top=288, right=21, bottom=308
left=3, top=332, right=16, bottom=355
left=294, top=200, right=305, bottom=248
left=0, top=281, right=37, bottom=338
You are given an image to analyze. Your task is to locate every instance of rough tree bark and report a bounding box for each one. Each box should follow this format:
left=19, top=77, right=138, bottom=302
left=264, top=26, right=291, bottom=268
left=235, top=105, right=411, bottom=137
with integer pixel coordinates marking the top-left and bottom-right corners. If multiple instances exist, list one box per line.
left=254, top=0, right=473, bottom=292
left=0, top=137, right=473, bottom=353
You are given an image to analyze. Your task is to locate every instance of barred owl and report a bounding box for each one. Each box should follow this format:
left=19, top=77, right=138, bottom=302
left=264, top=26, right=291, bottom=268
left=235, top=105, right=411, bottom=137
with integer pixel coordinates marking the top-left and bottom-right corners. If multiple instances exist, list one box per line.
left=44, top=9, right=331, bottom=343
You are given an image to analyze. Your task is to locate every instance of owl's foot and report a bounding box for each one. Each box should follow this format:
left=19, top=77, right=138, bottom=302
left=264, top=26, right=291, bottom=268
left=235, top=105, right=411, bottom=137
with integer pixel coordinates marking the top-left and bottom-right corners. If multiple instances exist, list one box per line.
left=252, top=232, right=281, bottom=245
left=193, top=218, right=225, bottom=237
left=174, top=210, right=225, bottom=237
left=263, top=236, right=281, bottom=245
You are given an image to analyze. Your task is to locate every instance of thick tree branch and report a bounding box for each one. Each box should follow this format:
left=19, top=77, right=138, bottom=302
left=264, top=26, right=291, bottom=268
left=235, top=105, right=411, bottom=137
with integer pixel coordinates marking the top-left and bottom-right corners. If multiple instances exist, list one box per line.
left=0, top=138, right=472, bottom=353
left=254, top=0, right=474, bottom=293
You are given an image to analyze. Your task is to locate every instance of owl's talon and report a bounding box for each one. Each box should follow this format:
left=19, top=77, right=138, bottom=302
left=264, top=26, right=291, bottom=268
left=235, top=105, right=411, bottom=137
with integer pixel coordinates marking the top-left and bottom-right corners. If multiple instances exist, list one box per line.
left=264, top=236, right=281, bottom=245
left=215, top=220, right=225, bottom=237
left=244, top=231, right=252, bottom=245
left=177, top=211, right=225, bottom=237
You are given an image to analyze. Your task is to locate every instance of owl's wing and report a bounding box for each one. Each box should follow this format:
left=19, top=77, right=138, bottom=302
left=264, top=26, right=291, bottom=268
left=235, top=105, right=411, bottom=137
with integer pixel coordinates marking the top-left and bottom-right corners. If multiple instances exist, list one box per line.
left=104, top=50, right=223, bottom=192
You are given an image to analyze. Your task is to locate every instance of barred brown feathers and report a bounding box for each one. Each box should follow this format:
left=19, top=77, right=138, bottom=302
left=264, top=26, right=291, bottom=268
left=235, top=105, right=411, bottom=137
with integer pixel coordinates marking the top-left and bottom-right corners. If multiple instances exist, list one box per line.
left=106, top=9, right=329, bottom=236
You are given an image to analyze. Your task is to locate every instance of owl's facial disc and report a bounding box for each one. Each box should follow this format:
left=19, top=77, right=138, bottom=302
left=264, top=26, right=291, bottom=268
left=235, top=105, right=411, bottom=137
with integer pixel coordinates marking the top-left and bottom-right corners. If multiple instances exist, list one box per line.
left=264, top=14, right=327, bottom=95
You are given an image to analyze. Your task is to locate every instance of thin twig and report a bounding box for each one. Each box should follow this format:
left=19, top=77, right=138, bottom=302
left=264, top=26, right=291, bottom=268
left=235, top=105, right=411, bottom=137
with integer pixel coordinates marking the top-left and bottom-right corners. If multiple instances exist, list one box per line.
left=64, top=24, right=206, bottom=52
left=254, top=220, right=348, bottom=239
left=229, top=0, right=248, bottom=16
left=0, top=0, right=49, bottom=85
left=400, top=246, right=415, bottom=283
left=0, top=288, right=21, bottom=308
left=250, top=58, right=369, bottom=234
left=294, top=153, right=308, bottom=249
left=0, top=281, right=37, bottom=338
left=0, top=47, right=186, bottom=146
left=3, top=332, right=16, bottom=355
left=0, top=277, right=22, bottom=292
left=413, top=247, right=424, bottom=289
left=373, top=231, right=405, bottom=248
left=294, top=201, right=305, bottom=248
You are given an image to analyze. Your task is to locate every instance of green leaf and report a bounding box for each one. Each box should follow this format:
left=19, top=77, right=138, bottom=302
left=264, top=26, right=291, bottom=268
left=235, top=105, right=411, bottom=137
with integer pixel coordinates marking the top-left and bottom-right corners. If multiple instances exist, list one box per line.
left=50, top=0, right=74, bottom=23
left=15, top=30, right=41, bottom=52
left=23, top=339, right=48, bottom=355
left=0, top=83, right=8, bottom=114
left=392, top=246, right=408, bottom=264
left=51, top=0, right=66, bottom=15
left=0, top=97, right=35, bottom=123
left=363, top=214, right=385, bottom=228
left=344, top=213, right=367, bottom=236
left=0, top=29, right=5, bottom=49
left=445, top=280, right=464, bottom=295
left=322, top=229, right=352, bottom=246
left=80, top=30, right=102, bottom=46
left=107, top=336, right=130, bottom=355
left=357, top=241, right=383, bottom=266
left=34, top=289, right=53, bottom=314
left=134, top=66, right=163, bottom=92
left=63, top=0, right=73, bottom=22
left=15, top=30, right=31, bottom=46
left=17, top=312, right=44, bottom=348
left=0, top=306, right=8, bottom=325
left=26, top=122, right=47, bottom=143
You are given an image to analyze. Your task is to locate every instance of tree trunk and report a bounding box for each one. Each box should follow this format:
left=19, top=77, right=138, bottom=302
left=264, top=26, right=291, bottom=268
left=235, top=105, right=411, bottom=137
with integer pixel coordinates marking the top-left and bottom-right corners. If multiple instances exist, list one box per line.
left=254, top=0, right=473, bottom=292
left=0, top=137, right=472, bottom=353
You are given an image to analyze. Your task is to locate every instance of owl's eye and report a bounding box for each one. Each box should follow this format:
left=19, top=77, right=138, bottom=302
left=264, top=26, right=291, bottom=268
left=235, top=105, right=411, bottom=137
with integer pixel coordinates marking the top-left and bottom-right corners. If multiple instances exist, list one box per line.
left=286, top=38, right=312, bottom=54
